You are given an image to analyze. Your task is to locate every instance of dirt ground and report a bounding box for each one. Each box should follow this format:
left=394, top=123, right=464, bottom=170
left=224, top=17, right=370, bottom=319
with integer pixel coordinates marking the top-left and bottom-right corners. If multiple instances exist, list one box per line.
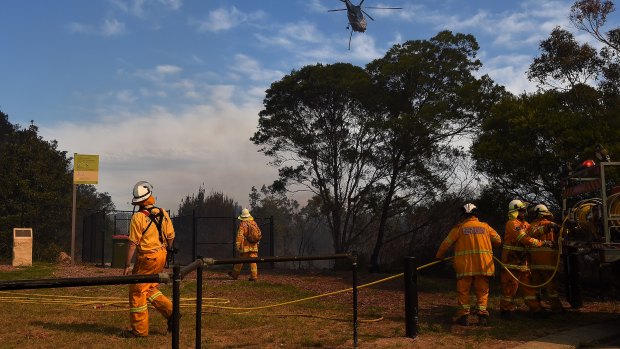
left=4, top=263, right=620, bottom=348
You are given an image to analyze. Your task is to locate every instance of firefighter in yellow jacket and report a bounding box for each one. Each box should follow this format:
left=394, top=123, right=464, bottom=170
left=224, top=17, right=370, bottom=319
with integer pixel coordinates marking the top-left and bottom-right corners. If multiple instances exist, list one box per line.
left=528, top=204, right=563, bottom=312
left=228, top=208, right=260, bottom=281
left=500, top=199, right=553, bottom=319
left=122, top=181, right=175, bottom=337
left=435, top=203, right=502, bottom=326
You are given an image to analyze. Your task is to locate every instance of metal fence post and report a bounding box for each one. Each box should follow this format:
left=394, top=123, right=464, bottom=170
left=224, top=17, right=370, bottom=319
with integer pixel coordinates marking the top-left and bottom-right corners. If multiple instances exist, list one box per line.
left=270, top=216, right=275, bottom=269
left=232, top=216, right=237, bottom=258
left=101, top=210, right=106, bottom=267
left=352, top=252, right=358, bottom=348
left=404, top=256, right=418, bottom=338
left=192, top=210, right=197, bottom=261
left=196, top=262, right=203, bottom=349
left=173, top=264, right=181, bottom=349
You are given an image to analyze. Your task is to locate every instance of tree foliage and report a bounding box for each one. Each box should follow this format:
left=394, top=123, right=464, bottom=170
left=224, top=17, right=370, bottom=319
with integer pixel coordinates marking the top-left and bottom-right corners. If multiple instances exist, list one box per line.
left=364, top=31, right=506, bottom=270
left=253, top=63, right=380, bottom=254
left=473, top=0, right=620, bottom=212
left=177, top=185, right=239, bottom=217
left=253, top=33, right=505, bottom=266
left=570, top=0, right=620, bottom=96
left=528, top=27, right=602, bottom=90
left=0, top=110, right=114, bottom=261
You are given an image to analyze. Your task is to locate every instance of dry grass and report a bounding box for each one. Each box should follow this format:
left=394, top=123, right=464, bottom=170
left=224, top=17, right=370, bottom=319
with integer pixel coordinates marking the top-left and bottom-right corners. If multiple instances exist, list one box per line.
left=0, top=263, right=619, bottom=348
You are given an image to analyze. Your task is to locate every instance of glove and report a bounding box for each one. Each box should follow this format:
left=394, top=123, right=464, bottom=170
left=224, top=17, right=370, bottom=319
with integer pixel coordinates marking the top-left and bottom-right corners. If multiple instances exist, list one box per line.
left=542, top=240, right=555, bottom=248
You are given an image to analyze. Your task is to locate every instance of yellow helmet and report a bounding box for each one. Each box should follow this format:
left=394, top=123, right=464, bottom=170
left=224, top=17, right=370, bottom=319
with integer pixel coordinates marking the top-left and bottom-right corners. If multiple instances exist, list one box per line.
left=508, top=199, right=526, bottom=213
left=533, top=204, right=553, bottom=217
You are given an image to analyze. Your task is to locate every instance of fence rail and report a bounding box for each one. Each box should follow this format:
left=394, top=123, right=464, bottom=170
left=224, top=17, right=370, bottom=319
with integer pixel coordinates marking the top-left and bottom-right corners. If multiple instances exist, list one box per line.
left=0, top=253, right=377, bottom=349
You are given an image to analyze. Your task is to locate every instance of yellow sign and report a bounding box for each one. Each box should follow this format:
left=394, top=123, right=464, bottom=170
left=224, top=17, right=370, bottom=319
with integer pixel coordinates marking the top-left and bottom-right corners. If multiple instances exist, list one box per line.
left=73, top=154, right=99, bottom=184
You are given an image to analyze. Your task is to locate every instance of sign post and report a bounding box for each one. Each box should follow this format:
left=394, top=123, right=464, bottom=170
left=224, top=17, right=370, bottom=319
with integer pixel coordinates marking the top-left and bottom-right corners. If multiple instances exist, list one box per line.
left=72, top=154, right=99, bottom=265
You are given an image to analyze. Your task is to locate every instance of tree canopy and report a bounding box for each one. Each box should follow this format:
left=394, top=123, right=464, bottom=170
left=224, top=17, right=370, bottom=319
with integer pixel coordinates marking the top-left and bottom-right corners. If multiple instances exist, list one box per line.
left=253, top=32, right=505, bottom=264
left=0, top=110, right=114, bottom=261
left=472, top=0, right=620, bottom=214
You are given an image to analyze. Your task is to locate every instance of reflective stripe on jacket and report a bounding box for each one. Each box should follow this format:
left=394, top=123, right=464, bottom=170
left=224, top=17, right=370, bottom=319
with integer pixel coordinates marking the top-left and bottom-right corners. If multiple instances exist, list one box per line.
left=527, top=218, right=559, bottom=269
left=501, top=218, right=541, bottom=271
left=435, top=217, right=502, bottom=278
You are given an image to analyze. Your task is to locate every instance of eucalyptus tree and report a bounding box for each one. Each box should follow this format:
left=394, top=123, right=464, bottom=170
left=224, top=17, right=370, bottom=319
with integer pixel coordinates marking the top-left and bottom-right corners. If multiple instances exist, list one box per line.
left=473, top=1, right=620, bottom=210
left=364, top=31, right=506, bottom=270
left=252, top=63, right=380, bottom=254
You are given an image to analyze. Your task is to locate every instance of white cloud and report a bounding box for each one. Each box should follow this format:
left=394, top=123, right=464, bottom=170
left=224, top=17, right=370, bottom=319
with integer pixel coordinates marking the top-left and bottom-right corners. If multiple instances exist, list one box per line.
left=102, top=18, right=126, bottom=36
left=481, top=54, right=537, bottom=94
left=110, top=0, right=182, bottom=17
left=306, top=0, right=330, bottom=13
left=69, top=18, right=126, bottom=36
left=280, top=21, right=325, bottom=43
left=228, top=55, right=285, bottom=82
left=192, top=6, right=265, bottom=32
left=116, top=90, right=137, bottom=103
left=40, top=97, right=277, bottom=213
left=156, top=65, right=183, bottom=75
left=135, top=65, right=183, bottom=82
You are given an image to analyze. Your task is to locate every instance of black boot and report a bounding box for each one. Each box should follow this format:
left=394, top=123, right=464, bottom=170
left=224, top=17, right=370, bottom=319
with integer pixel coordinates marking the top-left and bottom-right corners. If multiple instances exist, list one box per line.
left=167, top=314, right=182, bottom=332
left=478, top=314, right=489, bottom=326
left=500, top=310, right=512, bottom=320
left=455, top=315, right=469, bottom=326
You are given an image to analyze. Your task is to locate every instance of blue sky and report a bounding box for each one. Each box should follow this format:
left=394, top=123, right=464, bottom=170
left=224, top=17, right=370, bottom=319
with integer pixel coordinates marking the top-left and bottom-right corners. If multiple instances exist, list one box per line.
left=1, top=0, right=617, bottom=212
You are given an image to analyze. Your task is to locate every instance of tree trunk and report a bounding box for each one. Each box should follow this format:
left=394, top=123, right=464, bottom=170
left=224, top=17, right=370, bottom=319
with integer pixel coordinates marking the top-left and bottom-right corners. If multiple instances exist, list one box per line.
left=369, top=163, right=399, bottom=272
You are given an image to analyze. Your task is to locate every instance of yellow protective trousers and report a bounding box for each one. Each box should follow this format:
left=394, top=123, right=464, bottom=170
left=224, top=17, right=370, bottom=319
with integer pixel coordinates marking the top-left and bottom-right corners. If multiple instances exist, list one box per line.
left=500, top=269, right=541, bottom=312
left=456, top=276, right=490, bottom=317
left=232, top=251, right=258, bottom=280
left=531, top=270, right=563, bottom=311
left=129, top=248, right=172, bottom=336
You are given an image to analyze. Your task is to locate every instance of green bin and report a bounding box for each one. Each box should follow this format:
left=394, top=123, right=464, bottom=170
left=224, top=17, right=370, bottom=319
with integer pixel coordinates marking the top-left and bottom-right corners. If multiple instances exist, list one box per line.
left=111, top=235, right=130, bottom=268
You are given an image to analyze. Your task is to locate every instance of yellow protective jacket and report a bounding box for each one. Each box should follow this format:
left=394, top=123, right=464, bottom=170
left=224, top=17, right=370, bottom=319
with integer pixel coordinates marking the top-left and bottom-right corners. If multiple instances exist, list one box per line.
left=435, top=217, right=502, bottom=278
left=501, top=218, right=542, bottom=271
left=527, top=218, right=560, bottom=271
left=235, top=219, right=260, bottom=253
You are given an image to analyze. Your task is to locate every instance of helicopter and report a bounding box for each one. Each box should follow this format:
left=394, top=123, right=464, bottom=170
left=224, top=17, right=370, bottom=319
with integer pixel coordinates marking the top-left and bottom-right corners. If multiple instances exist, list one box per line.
left=328, top=0, right=402, bottom=49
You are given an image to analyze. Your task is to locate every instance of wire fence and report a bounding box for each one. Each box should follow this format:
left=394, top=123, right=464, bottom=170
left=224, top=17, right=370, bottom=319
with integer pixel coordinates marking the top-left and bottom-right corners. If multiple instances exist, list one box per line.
left=81, top=210, right=274, bottom=266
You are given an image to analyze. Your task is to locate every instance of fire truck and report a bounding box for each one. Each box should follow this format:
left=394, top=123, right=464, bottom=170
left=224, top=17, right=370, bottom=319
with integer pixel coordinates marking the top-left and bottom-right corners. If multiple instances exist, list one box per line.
left=561, top=149, right=620, bottom=307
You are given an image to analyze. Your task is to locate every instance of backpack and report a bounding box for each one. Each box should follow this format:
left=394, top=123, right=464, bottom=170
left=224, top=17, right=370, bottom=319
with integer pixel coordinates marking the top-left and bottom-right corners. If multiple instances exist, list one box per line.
left=243, top=221, right=262, bottom=244
left=140, top=206, right=166, bottom=244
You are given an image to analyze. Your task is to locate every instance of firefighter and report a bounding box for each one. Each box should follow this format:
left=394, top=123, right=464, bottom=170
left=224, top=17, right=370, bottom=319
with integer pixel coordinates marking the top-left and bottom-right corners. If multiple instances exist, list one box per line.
left=500, top=199, right=553, bottom=319
left=435, top=203, right=502, bottom=326
left=228, top=208, right=261, bottom=281
left=528, top=204, right=563, bottom=312
left=122, top=181, right=175, bottom=337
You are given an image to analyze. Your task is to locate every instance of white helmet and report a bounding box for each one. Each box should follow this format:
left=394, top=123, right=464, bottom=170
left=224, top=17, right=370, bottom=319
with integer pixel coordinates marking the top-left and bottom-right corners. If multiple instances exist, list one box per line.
left=533, top=204, right=553, bottom=217
left=132, top=181, right=153, bottom=204
left=462, top=203, right=478, bottom=215
left=508, top=199, right=526, bottom=213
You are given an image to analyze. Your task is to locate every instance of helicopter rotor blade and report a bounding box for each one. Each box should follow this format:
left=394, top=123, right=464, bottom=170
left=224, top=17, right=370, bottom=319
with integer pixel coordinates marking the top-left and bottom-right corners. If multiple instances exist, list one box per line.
left=362, top=10, right=375, bottom=21
left=327, top=8, right=348, bottom=12
left=359, top=0, right=366, bottom=6
left=364, top=7, right=403, bottom=9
